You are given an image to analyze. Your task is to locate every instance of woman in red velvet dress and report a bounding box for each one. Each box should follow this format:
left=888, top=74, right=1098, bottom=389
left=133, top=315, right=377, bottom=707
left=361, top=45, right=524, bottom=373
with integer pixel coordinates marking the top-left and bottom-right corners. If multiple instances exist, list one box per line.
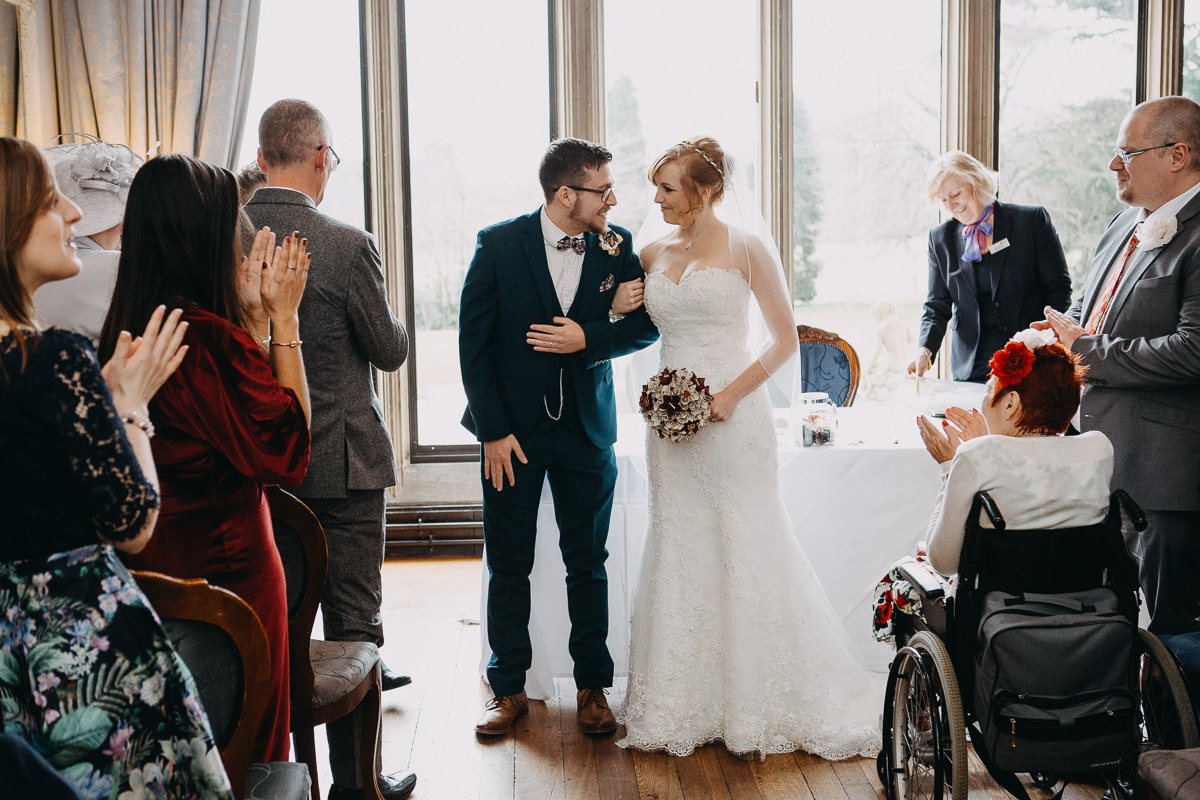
left=99, top=154, right=312, bottom=763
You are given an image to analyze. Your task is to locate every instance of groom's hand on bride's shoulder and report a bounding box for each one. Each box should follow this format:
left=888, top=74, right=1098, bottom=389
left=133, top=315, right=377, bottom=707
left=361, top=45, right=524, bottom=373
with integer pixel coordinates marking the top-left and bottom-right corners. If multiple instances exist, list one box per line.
left=484, top=435, right=527, bottom=492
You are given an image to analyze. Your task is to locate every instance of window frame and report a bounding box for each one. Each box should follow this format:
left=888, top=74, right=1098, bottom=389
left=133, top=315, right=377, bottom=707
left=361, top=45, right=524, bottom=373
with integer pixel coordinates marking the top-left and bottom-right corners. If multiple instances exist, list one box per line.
left=361, top=0, right=1188, bottom=477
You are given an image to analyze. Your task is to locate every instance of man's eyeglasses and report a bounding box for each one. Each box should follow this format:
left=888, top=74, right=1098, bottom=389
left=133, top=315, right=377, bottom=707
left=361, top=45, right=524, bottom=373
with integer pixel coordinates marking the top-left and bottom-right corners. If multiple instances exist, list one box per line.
left=565, top=185, right=615, bottom=203
left=1112, top=143, right=1178, bottom=165
left=318, top=144, right=341, bottom=172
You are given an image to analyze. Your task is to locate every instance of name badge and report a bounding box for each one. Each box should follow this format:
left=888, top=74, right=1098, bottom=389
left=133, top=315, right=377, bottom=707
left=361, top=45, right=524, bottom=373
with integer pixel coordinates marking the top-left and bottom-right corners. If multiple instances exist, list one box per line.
left=989, top=238, right=1010, bottom=254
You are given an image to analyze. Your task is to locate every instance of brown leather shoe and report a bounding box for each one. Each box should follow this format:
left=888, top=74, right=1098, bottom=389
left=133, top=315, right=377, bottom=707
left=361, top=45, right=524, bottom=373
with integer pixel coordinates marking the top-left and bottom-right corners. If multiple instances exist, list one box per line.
left=475, top=690, right=528, bottom=736
left=576, top=687, right=617, bottom=736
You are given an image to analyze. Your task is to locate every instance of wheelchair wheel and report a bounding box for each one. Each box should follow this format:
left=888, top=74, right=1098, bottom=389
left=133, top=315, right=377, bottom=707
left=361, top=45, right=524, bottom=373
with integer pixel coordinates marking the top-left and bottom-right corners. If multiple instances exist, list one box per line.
left=1136, top=628, right=1200, bottom=750
left=881, top=630, right=967, bottom=800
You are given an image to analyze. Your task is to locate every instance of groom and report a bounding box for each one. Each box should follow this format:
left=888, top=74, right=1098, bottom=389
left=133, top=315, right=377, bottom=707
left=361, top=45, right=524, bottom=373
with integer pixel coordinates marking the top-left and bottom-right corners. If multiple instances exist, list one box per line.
left=460, top=137, right=658, bottom=736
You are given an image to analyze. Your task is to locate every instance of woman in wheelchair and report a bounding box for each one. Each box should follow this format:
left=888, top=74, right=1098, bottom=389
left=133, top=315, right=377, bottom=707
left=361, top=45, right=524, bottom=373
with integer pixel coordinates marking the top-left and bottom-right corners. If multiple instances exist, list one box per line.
left=875, top=328, right=1110, bottom=637
left=874, top=329, right=1199, bottom=800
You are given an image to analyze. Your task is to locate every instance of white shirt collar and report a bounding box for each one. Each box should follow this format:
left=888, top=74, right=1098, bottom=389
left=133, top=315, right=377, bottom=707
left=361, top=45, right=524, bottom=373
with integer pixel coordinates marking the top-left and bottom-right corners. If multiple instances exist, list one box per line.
left=1138, top=177, right=1200, bottom=224
left=540, top=206, right=582, bottom=248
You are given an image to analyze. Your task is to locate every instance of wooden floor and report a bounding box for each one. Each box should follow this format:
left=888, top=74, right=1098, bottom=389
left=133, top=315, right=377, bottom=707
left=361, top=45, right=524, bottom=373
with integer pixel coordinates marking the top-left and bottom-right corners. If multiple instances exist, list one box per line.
left=303, top=556, right=1109, bottom=800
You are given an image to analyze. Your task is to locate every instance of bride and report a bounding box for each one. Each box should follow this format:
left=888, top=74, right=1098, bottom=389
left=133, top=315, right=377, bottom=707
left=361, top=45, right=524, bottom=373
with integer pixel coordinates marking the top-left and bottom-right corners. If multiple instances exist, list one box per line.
left=613, top=138, right=880, bottom=760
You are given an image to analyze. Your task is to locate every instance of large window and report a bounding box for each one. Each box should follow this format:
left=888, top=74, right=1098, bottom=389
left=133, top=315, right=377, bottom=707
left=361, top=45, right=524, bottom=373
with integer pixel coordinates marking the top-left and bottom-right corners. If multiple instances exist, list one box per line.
left=997, top=0, right=1136, bottom=290
left=602, top=0, right=759, bottom=412
left=402, top=1, right=550, bottom=456
left=235, top=0, right=365, bottom=229
left=791, top=1, right=942, bottom=401
left=300, top=0, right=1177, bottom=478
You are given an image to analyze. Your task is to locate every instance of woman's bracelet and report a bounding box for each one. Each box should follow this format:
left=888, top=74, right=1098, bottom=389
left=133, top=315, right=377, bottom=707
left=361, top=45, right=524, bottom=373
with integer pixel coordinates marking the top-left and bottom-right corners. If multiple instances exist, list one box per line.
left=121, top=410, right=155, bottom=439
left=271, top=339, right=302, bottom=348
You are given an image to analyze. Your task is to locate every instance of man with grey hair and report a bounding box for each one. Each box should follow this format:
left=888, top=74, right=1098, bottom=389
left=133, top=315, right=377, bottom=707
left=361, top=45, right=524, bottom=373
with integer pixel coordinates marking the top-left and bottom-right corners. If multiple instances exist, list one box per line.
left=244, top=99, right=414, bottom=800
left=1043, top=96, right=1200, bottom=636
left=36, top=138, right=143, bottom=340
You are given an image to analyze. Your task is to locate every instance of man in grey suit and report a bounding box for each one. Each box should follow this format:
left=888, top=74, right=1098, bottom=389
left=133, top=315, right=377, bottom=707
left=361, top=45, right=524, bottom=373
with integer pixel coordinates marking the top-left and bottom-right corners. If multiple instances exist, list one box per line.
left=1044, top=96, right=1200, bottom=636
left=245, top=99, right=414, bottom=800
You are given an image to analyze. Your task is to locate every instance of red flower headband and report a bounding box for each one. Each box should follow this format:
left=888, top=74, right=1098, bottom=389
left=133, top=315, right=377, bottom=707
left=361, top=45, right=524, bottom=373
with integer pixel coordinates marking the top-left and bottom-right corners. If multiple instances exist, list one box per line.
left=988, top=341, right=1035, bottom=388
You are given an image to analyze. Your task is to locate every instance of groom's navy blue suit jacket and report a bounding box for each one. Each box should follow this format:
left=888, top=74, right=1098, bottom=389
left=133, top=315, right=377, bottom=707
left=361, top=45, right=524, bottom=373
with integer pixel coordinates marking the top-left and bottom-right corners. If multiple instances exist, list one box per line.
left=459, top=209, right=659, bottom=449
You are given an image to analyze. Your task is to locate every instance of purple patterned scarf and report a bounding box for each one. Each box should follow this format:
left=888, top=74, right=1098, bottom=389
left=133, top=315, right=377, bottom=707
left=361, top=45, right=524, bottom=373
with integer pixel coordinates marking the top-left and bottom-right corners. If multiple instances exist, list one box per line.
left=960, top=203, right=994, bottom=263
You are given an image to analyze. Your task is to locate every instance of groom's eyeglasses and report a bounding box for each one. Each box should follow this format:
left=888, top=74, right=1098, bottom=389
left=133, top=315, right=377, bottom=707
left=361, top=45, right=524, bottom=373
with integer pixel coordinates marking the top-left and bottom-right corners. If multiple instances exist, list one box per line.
left=565, top=185, right=615, bottom=203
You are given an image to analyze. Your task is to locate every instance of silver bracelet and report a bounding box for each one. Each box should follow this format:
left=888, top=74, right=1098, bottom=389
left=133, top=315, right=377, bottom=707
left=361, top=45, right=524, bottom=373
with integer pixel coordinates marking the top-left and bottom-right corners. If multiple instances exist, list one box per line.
left=608, top=310, right=626, bottom=324
left=121, top=410, right=155, bottom=439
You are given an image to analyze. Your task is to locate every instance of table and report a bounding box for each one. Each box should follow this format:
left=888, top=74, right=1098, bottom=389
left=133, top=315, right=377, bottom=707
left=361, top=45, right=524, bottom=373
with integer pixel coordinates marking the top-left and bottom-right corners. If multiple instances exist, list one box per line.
left=479, top=391, right=984, bottom=700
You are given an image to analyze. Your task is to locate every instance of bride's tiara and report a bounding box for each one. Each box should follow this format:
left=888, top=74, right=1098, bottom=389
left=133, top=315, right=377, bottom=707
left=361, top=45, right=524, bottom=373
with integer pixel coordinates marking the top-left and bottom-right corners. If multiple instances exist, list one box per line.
left=682, top=141, right=725, bottom=180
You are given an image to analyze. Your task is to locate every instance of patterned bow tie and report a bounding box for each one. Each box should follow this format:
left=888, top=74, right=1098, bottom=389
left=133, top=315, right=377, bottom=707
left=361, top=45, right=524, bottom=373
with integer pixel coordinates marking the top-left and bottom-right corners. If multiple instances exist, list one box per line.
left=557, top=235, right=586, bottom=255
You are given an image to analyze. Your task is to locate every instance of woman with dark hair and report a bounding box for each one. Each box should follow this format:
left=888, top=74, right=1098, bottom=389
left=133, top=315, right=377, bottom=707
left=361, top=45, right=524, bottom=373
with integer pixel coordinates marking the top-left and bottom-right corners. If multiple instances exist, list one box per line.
left=916, top=328, right=1113, bottom=575
left=100, top=154, right=312, bottom=763
left=0, top=137, right=232, bottom=798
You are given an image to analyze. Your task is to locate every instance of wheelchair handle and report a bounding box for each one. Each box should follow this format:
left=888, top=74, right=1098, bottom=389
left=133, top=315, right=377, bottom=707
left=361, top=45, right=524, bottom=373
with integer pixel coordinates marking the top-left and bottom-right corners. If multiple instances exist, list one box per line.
left=1113, top=489, right=1147, bottom=532
left=973, top=491, right=1006, bottom=531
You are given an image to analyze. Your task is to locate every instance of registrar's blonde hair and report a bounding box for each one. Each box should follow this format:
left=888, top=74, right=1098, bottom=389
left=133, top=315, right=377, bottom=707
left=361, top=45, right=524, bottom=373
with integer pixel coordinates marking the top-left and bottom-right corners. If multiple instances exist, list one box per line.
left=926, top=150, right=998, bottom=207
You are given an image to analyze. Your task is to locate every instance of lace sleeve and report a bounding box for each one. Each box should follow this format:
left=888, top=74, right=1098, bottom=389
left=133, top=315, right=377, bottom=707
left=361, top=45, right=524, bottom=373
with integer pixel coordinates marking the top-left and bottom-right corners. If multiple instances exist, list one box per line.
left=41, top=335, right=158, bottom=542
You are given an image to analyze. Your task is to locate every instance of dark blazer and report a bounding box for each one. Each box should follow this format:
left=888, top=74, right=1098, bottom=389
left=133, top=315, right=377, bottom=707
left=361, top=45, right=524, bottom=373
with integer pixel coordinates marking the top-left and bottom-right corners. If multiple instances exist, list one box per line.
left=1069, top=194, right=1200, bottom=511
left=458, top=210, right=658, bottom=450
left=919, top=201, right=1071, bottom=380
left=244, top=187, right=408, bottom=498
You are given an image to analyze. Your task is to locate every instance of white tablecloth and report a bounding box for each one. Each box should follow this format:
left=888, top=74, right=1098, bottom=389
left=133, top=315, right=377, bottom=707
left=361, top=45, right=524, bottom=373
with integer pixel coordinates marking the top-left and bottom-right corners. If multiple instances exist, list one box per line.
left=479, top=395, right=983, bottom=700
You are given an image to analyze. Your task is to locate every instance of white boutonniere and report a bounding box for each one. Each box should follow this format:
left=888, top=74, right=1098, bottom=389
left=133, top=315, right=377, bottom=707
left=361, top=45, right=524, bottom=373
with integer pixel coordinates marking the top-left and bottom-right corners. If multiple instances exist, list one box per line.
left=1136, top=216, right=1178, bottom=251
left=599, top=228, right=623, bottom=257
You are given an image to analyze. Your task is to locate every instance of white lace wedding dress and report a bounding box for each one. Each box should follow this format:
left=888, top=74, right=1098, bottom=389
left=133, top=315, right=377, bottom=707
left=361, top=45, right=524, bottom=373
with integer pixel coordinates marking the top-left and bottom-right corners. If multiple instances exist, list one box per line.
left=618, top=267, right=881, bottom=760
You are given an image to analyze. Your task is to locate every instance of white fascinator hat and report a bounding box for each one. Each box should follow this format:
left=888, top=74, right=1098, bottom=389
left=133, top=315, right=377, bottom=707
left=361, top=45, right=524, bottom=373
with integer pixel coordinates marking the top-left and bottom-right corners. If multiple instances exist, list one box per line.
left=43, top=134, right=144, bottom=238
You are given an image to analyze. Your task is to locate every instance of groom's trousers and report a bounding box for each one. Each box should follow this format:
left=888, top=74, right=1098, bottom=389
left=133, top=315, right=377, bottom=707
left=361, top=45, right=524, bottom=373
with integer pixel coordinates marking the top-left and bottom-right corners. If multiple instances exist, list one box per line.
left=481, top=393, right=617, bottom=697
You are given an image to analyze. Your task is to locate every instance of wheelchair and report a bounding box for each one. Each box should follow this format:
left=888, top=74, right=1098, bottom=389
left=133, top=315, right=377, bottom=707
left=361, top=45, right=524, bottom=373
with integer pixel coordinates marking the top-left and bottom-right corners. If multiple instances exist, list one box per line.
left=878, top=491, right=1199, bottom=800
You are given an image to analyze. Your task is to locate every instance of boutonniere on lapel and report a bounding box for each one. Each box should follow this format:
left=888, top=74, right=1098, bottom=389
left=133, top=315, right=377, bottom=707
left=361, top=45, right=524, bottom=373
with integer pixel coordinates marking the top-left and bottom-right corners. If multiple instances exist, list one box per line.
left=598, top=273, right=615, bottom=292
left=1136, top=216, right=1178, bottom=251
left=599, top=228, right=623, bottom=257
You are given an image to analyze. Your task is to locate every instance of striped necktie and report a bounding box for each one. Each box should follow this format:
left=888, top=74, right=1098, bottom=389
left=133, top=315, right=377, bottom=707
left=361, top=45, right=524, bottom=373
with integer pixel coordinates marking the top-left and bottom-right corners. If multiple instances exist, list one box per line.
left=1084, top=231, right=1140, bottom=335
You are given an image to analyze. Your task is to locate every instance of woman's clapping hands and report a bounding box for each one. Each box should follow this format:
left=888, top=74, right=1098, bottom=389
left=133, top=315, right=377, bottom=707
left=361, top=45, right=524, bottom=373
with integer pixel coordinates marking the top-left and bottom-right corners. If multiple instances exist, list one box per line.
left=916, top=405, right=987, bottom=464
left=102, top=305, right=189, bottom=412
left=238, top=227, right=310, bottom=326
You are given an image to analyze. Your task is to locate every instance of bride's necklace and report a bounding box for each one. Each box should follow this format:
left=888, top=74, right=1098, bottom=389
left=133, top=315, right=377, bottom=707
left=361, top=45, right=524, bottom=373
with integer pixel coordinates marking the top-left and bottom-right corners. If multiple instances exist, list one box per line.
left=682, top=227, right=713, bottom=251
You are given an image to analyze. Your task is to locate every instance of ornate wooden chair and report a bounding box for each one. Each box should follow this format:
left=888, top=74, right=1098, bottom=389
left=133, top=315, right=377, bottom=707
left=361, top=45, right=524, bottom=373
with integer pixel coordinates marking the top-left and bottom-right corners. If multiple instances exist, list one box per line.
left=267, top=486, right=385, bottom=800
left=131, top=571, right=311, bottom=800
left=796, top=324, right=861, bottom=406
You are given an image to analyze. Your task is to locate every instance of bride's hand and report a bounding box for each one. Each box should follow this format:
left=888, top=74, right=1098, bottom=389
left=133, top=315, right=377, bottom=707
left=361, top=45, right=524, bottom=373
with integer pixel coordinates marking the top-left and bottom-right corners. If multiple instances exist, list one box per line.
left=611, top=278, right=644, bottom=315
left=708, top=390, right=738, bottom=422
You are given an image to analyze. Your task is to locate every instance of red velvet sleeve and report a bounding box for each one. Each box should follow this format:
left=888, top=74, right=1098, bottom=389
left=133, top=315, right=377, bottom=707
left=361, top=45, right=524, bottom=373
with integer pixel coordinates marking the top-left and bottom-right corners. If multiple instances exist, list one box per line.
left=152, top=309, right=310, bottom=486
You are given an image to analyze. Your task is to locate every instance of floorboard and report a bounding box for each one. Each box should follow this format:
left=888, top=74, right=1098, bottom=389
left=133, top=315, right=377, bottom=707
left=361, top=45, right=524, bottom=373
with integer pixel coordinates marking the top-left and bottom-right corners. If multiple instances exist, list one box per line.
left=292, top=556, right=1118, bottom=799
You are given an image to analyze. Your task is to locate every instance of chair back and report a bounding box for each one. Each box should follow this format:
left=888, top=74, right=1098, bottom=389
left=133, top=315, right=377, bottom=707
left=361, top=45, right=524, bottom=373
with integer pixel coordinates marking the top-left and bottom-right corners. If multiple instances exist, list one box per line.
left=131, top=571, right=270, bottom=796
left=796, top=324, right=860, bottom=406
left=266, top=486, right=328, bottom=701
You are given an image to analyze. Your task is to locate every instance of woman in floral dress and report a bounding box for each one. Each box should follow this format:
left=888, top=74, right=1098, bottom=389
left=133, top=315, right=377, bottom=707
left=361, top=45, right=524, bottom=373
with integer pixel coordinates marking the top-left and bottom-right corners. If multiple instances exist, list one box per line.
left=0, top=137, right=233, bottom=800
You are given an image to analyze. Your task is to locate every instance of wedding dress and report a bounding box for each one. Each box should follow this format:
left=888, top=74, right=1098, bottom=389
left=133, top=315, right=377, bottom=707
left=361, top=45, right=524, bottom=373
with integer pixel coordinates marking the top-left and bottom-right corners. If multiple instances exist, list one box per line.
left=618, top=266, right=881, bottom=760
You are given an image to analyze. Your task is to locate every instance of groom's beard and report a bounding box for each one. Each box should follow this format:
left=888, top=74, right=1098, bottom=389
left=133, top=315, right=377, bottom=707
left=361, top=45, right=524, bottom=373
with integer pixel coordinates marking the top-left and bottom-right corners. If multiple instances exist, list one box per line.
left=569, top=198, right=608, bottom=235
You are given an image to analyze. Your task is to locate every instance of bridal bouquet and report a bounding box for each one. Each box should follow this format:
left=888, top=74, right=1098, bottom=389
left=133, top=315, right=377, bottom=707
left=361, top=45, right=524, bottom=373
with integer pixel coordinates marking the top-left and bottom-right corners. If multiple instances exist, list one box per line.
left=639, top=367, right=713, bottom=442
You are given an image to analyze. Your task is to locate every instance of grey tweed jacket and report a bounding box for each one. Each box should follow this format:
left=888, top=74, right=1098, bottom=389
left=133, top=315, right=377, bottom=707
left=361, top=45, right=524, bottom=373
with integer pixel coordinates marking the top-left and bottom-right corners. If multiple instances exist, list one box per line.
left=1069, top=191, right=1200, bottom=511
left=244, top=187, right=408, bottom=498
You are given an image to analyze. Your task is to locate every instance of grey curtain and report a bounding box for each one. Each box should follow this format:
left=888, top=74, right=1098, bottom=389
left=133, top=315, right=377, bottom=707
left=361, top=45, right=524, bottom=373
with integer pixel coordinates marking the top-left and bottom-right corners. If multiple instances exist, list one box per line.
left=11, top=0, right=259, bottom=166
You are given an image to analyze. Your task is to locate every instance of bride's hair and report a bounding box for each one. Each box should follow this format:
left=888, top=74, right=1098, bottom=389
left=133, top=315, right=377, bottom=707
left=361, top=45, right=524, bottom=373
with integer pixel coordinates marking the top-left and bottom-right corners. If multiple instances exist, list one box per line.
left=647, top=137, right=727, bottom=216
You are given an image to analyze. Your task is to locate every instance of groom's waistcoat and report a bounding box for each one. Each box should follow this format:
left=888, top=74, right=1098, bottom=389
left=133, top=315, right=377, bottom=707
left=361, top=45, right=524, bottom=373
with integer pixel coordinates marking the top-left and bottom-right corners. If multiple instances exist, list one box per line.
left=458, top=209, right=658, bottom=450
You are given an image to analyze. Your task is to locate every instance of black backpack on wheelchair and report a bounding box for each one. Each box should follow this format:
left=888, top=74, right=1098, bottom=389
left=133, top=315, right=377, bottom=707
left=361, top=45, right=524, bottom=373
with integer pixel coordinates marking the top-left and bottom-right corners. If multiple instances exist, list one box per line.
left=879, top=490, right=1199, bottom=800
